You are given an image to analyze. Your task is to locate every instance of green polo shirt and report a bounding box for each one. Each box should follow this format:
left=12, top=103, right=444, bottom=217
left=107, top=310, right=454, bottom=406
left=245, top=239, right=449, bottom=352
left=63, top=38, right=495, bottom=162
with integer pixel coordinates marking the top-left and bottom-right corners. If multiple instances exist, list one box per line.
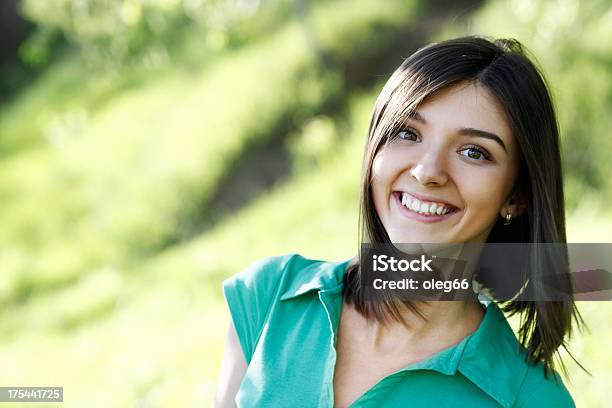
left=222, top=253, right=575, bottom=407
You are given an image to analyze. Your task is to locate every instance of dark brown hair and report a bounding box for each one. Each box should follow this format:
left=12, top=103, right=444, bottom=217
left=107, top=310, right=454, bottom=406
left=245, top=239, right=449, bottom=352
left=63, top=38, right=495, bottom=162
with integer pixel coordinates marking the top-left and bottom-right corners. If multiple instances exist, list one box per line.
left=342, top=35, right=583, bottom=376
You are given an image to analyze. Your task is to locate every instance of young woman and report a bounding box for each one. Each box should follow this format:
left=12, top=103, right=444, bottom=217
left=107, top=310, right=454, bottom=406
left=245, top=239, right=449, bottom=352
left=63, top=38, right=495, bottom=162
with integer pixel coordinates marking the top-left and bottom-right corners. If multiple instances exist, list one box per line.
left=213, top=36, right=581, bottom=407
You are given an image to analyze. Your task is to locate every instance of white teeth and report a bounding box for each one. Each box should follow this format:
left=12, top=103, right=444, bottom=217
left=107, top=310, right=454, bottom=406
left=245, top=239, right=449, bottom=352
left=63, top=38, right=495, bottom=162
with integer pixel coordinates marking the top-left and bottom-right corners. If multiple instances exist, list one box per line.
left=399, top=193, right=455, bottom=216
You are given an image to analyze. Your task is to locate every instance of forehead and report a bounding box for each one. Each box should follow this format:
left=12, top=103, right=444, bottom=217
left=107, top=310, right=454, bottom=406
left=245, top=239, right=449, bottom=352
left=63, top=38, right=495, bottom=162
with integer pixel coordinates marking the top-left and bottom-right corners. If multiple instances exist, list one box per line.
left=409, top=81, right=512, bottom=139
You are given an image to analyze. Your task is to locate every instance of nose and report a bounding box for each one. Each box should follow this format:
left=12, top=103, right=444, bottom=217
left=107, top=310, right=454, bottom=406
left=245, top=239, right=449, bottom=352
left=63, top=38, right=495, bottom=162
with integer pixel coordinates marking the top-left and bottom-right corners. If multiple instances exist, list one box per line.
left=409, top=150, right=449, bottom=186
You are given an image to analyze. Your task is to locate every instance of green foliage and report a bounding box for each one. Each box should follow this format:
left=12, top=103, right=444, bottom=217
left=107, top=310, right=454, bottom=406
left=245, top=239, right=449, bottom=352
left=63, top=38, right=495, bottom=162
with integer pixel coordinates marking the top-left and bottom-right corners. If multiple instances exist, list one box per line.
left=0, top=86, right=375, bottom=406
left=0, top=0, right=420, bottom=314
left=18, top=0, right=294, bottom=67
left=285, top=115, right=338, bottom=173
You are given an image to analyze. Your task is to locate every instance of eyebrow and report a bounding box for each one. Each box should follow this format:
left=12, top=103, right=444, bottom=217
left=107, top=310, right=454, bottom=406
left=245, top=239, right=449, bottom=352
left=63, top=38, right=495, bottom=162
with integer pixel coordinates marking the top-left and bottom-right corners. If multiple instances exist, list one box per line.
left=406, top=111, right=507, bottom=152
left=407, top=111, right=426, bottom=123
left=458, top=128, right=507, bottom=152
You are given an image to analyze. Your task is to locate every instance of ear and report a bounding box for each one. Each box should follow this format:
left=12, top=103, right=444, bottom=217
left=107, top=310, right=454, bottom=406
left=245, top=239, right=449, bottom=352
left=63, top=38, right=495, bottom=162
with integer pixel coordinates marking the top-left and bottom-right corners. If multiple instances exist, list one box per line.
left=500, top=190, right=528, bottom=219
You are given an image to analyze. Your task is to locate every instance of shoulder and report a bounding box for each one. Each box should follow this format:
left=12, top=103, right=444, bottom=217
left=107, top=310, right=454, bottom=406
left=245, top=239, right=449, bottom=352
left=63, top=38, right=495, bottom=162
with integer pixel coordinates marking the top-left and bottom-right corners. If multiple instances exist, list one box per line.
left=513, top=362, right=575, bottom=408
left=221, top=253, right=326, bottom=362
left=459, top=303, right=575, bottom=408
left=221, top=253, right=301, bottom=363
left=223, top=253, right=297, bottom=289
left=222, top=253, right=321, bottom=295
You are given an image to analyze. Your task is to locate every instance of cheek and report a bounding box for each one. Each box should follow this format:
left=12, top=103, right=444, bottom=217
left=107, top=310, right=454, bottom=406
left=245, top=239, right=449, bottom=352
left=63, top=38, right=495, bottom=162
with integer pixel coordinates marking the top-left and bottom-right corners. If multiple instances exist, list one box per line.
left=372, top=150, right=390, bottom=180
left=371, top=153, right=388, bottom=213
left=372, top=147, right=407, bottom=183
left=457, top=168, right=511, bottom=214
left=371, top=149, right=401, bottom=215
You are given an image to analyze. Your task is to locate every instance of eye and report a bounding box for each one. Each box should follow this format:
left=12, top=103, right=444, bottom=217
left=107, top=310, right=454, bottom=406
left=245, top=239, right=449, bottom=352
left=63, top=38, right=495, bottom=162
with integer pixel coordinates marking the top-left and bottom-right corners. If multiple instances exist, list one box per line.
left=396, top=129, right=419, bottom=142
left=458, top=145, right=491, bottom=161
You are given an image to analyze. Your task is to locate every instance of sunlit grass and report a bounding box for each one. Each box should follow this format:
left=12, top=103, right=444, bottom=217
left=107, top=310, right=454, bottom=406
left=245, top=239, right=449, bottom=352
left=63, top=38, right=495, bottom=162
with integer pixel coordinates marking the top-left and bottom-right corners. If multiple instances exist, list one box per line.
left=0, top=87, right=374, bottom=407
left=0, top=0, right=419, bottom=312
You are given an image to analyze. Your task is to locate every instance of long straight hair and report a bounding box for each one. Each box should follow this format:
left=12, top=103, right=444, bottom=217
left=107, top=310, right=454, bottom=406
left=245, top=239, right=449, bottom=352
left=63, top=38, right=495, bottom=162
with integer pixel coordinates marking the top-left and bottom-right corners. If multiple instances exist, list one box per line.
left=342, top=35, right=583, bottom=376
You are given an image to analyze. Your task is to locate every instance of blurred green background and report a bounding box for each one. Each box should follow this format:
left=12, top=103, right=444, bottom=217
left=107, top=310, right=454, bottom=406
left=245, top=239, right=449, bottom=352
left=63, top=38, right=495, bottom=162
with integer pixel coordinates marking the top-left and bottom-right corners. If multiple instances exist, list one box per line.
left=0, top=0, right=610, bottom=406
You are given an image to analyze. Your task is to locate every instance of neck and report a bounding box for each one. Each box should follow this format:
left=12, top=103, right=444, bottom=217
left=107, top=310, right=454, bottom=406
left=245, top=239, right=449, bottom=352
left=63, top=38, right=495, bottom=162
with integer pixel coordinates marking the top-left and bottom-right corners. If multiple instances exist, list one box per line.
left=359, top=299, right=485, bottom=354
left=404, top=299, right=484, bottom=332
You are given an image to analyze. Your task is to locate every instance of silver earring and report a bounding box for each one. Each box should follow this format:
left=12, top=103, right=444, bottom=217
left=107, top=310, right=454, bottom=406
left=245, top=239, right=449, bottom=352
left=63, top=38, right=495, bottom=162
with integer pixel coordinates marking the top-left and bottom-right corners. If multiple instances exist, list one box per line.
left=504, top=213, right=512, bottom=226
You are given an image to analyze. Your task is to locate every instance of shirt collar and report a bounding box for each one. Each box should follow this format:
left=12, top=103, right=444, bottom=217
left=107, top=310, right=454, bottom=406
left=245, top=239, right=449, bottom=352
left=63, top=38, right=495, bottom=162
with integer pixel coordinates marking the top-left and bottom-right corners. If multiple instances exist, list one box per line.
left=456, top=302, right=529, bottom=408
left=279, top=256, right=352, bottom=301
left=279, top=256, right=528, bottom=408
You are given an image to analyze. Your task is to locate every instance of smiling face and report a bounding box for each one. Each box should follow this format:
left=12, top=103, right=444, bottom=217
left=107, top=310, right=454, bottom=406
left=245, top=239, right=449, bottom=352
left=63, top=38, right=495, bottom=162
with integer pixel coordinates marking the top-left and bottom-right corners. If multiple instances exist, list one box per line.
left=371, top=80, right=524, bottom=244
